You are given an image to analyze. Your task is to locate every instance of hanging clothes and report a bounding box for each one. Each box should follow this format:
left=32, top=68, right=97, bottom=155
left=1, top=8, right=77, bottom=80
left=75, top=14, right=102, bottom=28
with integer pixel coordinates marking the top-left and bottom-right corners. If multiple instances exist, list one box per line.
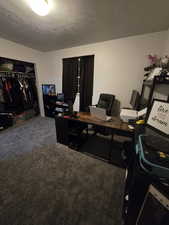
left=4, top=79, right=13, bottom=103
left=10, top=78, right=24, bottom=113
left=0, top=75, right=39, bottom=114
left=25, top=79, right=33, bottom=105
left=18, top=79, right=27, bottom=102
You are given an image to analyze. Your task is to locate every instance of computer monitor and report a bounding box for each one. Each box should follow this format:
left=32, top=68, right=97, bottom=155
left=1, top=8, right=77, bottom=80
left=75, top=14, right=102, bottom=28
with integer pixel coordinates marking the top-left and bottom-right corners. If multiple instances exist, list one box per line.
left=139, top=86, right=151, bottom=109
left=42, top=84, right=56, bottom=96
left=130, top=90, right=140, bottom=110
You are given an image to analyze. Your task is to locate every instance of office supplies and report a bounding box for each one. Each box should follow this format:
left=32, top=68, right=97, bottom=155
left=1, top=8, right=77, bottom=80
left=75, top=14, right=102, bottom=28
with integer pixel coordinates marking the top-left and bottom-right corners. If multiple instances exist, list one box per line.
left=136, top=120, right=144, bottom=125
left=55, top=102, right=69, bottom=116
left=57, top=93, right=64, bottom=102
left=120, top=108, right=147, bottom=122
left=89, top=106, right=111, bottom=121
left=128, top=125, right=135, bottom=130
left=120, top=109, right=137, bottom=122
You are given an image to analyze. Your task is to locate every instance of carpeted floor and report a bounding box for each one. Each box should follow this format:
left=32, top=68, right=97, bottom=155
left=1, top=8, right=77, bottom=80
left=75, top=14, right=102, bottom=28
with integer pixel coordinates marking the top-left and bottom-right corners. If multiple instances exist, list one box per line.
left=0, top=117, right=125, bottom=225
left=0, top=116, right=56, bottom=159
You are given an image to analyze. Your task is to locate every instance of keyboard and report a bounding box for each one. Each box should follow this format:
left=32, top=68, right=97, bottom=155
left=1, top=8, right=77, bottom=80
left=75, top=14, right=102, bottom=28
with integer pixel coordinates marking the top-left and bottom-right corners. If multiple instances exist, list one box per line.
left=142, top=135, right=169, bottom=154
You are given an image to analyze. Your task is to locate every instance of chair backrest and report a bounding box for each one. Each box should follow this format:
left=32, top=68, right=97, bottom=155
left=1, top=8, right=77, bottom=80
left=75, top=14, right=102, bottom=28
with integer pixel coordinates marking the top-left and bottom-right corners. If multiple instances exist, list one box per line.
left=97, top=93, right=115, bottom=116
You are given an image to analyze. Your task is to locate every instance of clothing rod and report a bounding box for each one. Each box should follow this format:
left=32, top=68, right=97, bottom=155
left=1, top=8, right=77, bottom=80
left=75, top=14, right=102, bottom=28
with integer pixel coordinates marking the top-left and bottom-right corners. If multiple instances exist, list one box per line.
left=0, top=71, right=35, bottom=78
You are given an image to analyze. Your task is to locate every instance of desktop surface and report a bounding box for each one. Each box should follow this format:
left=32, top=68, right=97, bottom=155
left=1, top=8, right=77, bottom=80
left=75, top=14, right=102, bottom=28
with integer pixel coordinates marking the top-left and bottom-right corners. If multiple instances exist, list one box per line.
left=62, top=112, right=134, bottom=136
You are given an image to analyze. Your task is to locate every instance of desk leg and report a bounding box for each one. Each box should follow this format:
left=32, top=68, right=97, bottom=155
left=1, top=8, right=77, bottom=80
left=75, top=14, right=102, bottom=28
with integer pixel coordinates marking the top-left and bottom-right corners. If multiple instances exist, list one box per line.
left=86, top=125, right=89, bottom=137
left=55, top=117, right=69, bottom=145
left=109, top=134, right=114, bottom=163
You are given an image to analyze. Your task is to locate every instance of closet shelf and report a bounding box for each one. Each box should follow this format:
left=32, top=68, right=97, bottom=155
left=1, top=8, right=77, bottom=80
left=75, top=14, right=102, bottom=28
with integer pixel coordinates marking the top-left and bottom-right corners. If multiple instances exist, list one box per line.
left=0, top=71, right=35, bottom=78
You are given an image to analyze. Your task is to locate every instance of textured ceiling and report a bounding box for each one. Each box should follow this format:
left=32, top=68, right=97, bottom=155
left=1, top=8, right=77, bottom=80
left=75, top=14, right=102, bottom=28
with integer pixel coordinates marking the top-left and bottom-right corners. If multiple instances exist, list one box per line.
left=0, top=0, right=169, bottom=52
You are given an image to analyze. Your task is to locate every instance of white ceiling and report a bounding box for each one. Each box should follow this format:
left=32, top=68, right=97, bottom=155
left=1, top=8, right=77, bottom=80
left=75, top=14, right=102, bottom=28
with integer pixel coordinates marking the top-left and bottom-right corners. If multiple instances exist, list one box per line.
left=0, top=0, right=169, bottom=52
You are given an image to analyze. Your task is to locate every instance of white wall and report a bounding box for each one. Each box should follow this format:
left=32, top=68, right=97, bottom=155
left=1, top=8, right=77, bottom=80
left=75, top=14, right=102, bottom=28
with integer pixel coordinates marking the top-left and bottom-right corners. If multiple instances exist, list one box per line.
left=0, top=31, right=167, bottom=116
left=152, top=29, right=169, bottom=103
left=0, top=37, right=44, bottom=115
left=41, top=31, right=166, bottom=112
left=163, top=29, right=169, bottom=55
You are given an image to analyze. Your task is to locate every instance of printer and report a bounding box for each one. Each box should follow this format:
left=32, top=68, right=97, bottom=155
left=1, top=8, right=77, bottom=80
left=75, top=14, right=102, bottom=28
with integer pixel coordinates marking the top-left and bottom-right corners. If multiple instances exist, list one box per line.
left=120, top=108, right=147, bottom=122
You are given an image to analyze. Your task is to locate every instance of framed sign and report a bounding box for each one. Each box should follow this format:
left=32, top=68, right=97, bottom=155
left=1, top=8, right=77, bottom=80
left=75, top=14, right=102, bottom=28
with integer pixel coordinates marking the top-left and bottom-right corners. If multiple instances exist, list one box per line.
left=147, top=100, right=169, bottom=136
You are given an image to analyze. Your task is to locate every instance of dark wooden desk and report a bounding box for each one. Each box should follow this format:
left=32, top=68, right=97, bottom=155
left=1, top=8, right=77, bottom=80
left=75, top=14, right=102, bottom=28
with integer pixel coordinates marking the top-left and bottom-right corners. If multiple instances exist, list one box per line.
left=55, top=112, right=134, bottom=146
left=71, top=112, right=133, bottom=136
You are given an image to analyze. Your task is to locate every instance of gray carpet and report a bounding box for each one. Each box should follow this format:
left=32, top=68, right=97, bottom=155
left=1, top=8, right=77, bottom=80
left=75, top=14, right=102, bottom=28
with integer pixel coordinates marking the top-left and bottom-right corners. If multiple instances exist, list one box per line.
left=0, top=116, right=56, bottom=159
left=0, top=117, right=125, bottom=225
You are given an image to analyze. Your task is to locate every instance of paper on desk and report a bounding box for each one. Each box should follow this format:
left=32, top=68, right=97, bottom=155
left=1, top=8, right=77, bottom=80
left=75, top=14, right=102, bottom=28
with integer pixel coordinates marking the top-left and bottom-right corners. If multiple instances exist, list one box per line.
left=138, top=108, right=147, bottom=117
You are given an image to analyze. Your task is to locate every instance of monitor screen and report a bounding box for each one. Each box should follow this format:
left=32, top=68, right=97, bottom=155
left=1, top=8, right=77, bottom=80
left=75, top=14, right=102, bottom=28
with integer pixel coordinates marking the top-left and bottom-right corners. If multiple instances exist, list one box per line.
left=42, top=84, right=56, bottom=96
left=130, top=90, right=140, bottom=110
left=137, top=185, right=169, bottom=225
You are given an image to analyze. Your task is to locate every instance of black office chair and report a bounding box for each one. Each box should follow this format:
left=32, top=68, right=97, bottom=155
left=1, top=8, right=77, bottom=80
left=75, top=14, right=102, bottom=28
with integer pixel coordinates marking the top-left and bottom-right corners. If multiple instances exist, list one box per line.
left=96, top=93, right=115, bottom=116
left=93, top=93, right=115, bottom=136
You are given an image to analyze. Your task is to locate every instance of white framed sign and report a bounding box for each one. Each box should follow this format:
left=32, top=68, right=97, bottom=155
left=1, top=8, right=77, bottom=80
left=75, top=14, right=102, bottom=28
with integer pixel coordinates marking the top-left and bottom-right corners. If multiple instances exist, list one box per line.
left=147, top=100, right=169, bottom=135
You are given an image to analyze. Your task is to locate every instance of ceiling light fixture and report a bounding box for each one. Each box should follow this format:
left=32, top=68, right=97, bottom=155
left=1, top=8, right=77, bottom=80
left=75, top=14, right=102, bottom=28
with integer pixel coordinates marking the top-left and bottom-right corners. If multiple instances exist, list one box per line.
left=29, top=0, right=50, bottom=16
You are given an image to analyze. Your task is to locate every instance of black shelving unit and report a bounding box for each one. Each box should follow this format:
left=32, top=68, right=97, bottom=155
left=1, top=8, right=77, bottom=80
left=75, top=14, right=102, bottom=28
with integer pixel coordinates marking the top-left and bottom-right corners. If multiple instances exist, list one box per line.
left=43, top=95, right=58, bottom=117
left=122, top=126, right=169, bottom=225
left=139, top=75, right=169, bottom=112
left=55, top=116, right=87, bottom=149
